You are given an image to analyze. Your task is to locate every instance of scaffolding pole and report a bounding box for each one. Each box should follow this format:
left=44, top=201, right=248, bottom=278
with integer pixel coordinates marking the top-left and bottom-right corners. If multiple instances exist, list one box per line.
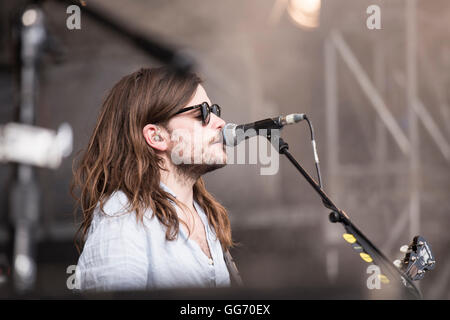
left=406, top=0, right=420, bottom=239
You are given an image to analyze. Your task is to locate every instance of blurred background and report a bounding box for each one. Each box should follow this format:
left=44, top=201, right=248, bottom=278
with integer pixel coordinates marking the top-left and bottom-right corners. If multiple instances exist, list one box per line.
left=0, top=0, right=448, bottom=299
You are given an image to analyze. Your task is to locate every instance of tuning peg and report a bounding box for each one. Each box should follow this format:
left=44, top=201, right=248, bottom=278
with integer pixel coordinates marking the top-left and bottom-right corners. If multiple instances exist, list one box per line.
left=400, top=245, right=409, bottom=253
left=393, top=259, right=402, bottom=268
left=418, top=241, right=424, bottom=246
left=427, top=259, right=435, bottom=266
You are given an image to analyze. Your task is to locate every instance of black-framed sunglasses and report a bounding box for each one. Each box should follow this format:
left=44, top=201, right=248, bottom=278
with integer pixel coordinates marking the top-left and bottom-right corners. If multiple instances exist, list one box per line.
left=175, top=102, right=221, bottom=125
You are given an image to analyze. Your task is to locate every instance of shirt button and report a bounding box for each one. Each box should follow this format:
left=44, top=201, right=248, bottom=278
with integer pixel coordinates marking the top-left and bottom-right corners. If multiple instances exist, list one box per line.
left=208, top=258, right=214, bottom=265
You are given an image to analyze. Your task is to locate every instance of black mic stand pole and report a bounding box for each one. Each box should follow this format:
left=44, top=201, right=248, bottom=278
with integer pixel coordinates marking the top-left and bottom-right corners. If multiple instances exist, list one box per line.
left=269, top=133, right=422, bottom=299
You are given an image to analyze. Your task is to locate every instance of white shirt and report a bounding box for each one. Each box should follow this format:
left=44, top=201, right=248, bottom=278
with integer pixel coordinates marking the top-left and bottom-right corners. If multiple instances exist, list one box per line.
left=75, top=183, right=231, bottom=291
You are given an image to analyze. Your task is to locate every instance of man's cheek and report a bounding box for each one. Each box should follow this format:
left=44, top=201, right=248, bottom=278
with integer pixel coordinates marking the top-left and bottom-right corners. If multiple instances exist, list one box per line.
left=171, top=142, right=187, bottom=164
left=170, top=137, right=192, bottom=164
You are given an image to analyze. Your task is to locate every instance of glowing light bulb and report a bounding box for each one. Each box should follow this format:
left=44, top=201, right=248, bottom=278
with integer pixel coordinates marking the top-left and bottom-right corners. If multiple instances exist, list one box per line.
left=287, top=0, right=321, bottom=29
left=22, top=9, right=37, bottom=26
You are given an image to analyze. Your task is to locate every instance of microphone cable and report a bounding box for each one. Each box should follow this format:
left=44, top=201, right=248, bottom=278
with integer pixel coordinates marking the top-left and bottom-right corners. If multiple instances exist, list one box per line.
left=304, top=115, right=323, bottom=189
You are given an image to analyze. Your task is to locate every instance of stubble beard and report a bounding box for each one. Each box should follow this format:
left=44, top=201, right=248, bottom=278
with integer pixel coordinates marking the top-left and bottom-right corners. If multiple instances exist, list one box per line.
left=175, top=162, right=226, bottom=181
left=168, top=143, right=227, bottom=181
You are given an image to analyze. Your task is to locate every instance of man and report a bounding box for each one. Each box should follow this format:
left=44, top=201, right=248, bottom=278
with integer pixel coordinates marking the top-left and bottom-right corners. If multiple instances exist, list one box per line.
left=72, top=66, right=240, bottom=291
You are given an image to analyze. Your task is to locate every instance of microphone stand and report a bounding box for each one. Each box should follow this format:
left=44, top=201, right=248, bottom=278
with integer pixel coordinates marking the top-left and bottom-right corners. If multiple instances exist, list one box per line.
left=268, top=133, right=422, bottom=299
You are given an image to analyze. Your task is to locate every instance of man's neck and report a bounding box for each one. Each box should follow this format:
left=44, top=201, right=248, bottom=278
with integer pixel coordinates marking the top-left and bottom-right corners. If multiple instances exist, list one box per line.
left=160, top=163, right=197, bottom=210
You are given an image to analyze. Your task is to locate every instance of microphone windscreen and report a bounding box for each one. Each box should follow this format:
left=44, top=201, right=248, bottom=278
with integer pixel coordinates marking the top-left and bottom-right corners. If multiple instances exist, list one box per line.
left=222, top=123, right=237, bottom=146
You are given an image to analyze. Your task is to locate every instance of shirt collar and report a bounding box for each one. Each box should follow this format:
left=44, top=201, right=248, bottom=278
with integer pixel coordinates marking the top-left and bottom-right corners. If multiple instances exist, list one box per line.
left=159, top=181, right=177, bottom=199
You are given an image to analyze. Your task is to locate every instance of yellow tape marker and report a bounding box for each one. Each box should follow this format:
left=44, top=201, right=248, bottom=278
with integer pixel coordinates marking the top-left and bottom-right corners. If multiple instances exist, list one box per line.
left=343, top=233, right=357, bottom=244
left=360, top=252, right=373, bottom=263
left=379, top=274, right=390, bottom=284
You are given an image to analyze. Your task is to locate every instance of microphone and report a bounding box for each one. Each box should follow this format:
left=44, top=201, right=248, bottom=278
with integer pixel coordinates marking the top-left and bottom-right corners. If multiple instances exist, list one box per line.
left=222, top=113, right=305, bottom=146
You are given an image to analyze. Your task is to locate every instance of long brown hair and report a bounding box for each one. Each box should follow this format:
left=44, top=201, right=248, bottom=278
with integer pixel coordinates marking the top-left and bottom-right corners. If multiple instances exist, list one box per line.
left=71, top=66, right=233, bottom=253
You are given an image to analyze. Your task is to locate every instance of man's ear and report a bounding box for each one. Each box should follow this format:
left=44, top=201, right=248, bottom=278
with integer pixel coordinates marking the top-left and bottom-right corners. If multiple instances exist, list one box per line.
left=143, top=124, right=168, bottom=151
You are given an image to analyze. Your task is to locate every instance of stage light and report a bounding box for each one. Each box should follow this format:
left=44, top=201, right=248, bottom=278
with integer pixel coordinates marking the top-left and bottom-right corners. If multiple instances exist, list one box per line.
left=22, top=9, right=37, bottom=26
left=0, top=123, right=73, bottom=169
left=287, top=0, right=321, bottom=29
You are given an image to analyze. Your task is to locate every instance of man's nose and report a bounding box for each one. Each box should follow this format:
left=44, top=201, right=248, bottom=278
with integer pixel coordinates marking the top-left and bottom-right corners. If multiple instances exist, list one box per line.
left=209, top=113, right=226, bottom=130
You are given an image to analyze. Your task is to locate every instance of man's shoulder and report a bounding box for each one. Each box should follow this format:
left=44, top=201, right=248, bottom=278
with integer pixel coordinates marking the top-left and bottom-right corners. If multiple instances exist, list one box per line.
left=93, top=190, right=156, bottom=225
left=85, top=191, right=156, bottom=242
left=98, top=190, right=133, bottom=217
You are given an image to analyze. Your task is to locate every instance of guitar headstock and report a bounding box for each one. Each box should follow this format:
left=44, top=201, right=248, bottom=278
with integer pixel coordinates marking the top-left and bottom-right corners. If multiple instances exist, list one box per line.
left=395, top=236, right=435, bottom=281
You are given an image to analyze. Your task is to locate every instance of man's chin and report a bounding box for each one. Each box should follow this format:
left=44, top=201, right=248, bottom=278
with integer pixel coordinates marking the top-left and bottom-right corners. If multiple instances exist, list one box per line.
left=196, top=161, right=227, bottom=175
left=203, top=162, right=227, bottom=173
left=176, top=162, right=227, bottom=178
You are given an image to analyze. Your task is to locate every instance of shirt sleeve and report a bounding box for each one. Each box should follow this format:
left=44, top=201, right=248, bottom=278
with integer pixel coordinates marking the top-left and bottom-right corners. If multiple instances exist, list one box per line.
left=76, top=212, right=149, bottom=292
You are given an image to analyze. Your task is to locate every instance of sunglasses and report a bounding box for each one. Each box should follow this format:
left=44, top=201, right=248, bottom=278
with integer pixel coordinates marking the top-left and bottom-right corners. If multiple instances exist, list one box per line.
left=174, top=102, right=221, bottom=125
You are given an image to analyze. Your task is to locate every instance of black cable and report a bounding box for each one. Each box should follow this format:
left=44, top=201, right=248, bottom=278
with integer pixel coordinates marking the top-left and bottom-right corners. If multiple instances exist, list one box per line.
left=304, top=116, right=323, bottom=189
